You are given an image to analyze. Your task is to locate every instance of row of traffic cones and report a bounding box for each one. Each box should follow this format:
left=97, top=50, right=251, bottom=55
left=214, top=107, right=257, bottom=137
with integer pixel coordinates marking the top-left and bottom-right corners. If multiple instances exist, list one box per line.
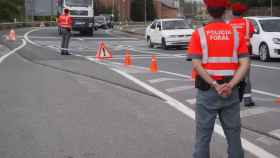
left=123, top=49, right=158, bottom=73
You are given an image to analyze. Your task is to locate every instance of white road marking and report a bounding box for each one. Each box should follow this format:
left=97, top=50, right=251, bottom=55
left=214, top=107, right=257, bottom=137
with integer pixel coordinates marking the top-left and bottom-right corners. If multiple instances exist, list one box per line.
left=0, top=39, right=26, bottom=64
left=252, top=89, right=280, bottom=98
left=148, top=78, right=186, bottom=84
left=85, top=55, right=280, bottom=99
left=186, top=98, right=196, bottom=105
left=256, top=136, right=279, bottom=146
left=240, top=107, right=280, bottom=118
left=26, top=35, right=138, bottom=40
left=252, top=64, right=280, bottom=71
left=269, top=129, right=280, bottom=139
left=25, top=28, right=280, bottom=100
left=111, top=68, right=278, bottom=158
left=166, top=85, right=195, bottom=93
left=111, top=56, right=186, bottom=60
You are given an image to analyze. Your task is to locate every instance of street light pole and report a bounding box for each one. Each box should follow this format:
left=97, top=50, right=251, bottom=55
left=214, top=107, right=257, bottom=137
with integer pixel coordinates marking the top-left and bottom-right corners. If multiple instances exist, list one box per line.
left=112, top=0, right=114, bottom=17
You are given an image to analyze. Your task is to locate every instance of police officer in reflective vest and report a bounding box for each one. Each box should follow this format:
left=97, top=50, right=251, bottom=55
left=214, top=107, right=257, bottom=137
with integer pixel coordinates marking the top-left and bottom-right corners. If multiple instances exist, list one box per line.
left=188, top=0, right=250, bottom=157
left=58, top=8, right=72, bottom=55
left=229, top=2, right=255, bottom=107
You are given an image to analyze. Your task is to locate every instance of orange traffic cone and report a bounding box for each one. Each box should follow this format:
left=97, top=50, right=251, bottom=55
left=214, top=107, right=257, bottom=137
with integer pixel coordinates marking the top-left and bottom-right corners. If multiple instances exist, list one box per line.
left=8, top=29, right=16, bottom=41
left=275, top=97, right=280, bottom=104
left=124, top=50, right=132, bottom=66
left=150, top=55, right=158, bottom=73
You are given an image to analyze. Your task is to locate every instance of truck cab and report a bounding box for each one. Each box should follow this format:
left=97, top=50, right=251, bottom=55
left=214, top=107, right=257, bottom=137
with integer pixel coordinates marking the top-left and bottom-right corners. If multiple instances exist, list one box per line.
left=57, top=0, right=94, bottom=36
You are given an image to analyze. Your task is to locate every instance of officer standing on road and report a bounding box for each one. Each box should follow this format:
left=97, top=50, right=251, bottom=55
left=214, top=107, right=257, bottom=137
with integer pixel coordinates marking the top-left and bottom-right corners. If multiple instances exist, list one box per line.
left=229, top=2, right=255, bottom=107
left=188, top=0, right=250, bottom=157
left=58, top=8, right=72, bottom=55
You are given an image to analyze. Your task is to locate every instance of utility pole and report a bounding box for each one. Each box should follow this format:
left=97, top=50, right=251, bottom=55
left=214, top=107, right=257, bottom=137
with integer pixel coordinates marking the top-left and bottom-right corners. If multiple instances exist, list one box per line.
left=177, top=0, right=181, bottom=17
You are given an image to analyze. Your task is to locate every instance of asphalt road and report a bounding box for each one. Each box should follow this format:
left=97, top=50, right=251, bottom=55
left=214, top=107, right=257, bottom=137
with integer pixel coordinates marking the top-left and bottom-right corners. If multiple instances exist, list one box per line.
left=0, top=27, right=280, bottom=158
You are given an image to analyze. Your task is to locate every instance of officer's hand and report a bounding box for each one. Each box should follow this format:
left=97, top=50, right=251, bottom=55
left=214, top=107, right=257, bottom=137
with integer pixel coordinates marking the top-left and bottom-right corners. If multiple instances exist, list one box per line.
left=214, top=84, right=228, bottom=95
left=220, top=83, right=233, bottom=97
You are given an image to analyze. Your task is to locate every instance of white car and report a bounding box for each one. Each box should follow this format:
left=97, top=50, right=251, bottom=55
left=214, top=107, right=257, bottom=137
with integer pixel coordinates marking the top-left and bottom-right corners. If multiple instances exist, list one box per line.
left=145, top=19, right=194, bottom=49
left=246, top=16, right=280, bottom=61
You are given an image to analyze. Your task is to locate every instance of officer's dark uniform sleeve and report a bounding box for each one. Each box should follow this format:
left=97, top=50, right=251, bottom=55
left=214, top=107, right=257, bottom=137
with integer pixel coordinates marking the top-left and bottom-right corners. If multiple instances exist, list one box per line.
left=187, top=30, right=202, bottom=60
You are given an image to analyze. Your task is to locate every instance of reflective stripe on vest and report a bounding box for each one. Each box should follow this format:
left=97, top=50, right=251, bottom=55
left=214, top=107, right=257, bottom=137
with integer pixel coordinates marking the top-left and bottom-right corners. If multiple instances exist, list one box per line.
left=245, top=19, right=250, bottom=40
left=197, top=27, right=239, bottom=76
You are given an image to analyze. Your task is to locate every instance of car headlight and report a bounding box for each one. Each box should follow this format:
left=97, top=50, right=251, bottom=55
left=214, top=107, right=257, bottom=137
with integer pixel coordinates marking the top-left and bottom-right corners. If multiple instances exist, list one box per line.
left=272, top=38, right=280, bottom=44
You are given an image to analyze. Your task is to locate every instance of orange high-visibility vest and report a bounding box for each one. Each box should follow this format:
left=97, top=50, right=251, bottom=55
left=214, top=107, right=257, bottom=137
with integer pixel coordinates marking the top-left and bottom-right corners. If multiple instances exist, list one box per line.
left=229, top=18, right=251, bottom=45
left=59, top=14, right=72, bottom=29
left=197, top=26, right=239, bottom=79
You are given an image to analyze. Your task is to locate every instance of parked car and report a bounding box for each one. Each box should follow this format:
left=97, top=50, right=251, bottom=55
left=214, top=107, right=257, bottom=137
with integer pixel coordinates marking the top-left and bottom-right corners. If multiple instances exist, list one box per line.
left=145, top=19, right=194, bottom=49
left=246, top=16, right=280, bottom=61
left=94, top=15, right=113, bottom=30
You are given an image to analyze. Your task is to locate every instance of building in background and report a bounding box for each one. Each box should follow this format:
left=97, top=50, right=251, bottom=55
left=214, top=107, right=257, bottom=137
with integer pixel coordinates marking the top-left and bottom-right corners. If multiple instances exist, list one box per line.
left=97, top=0, right=181, bottom=20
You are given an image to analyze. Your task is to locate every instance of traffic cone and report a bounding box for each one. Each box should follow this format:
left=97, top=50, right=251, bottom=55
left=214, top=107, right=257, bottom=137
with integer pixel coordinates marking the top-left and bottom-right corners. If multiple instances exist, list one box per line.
left=124, top=49, right=132, bottom=66
left=150, top=55, right=158, bottom=73
left=275, top=97, right=280, bottom=104
left=8, top=29, right=16, bottom=41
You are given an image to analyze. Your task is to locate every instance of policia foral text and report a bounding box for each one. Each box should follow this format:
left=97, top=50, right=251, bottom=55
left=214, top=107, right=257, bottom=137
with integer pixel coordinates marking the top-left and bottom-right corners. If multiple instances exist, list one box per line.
left=187, top=0, right=250, bottom=158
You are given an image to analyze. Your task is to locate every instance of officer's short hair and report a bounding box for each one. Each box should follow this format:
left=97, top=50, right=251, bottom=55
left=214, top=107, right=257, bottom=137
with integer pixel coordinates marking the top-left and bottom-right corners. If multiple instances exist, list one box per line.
left=64, top=9, right=69, bottom=14
left=207, top=7, right=226, bottom=18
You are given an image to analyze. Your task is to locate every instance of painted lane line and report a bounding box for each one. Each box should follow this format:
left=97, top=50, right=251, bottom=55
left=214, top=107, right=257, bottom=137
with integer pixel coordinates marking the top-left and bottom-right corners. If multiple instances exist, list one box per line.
left=252, top=64, right=280, bottom=71
left=252, top=89, right=280, bottom=98
left=27, top=36, right=138, bottom=40
left=24, top=28, right=42, bottom=47
left=110, top=56, right=186, bottom=60
left=148, top=78, right=187, bottom=84
left=0, top=39, right=26, bottom=64
left=240, top=107, right=280, bottom=118
left=87, top=56, right=280, bottom=98
left=166, top=85, right=195, bottom=93
left=111, top=68, right=277, bottom=158
left=186, top=98, right=196, bottom=105
left=269, top=129, right=280, bottom=139
left=256, top=136, right=279, bottom=146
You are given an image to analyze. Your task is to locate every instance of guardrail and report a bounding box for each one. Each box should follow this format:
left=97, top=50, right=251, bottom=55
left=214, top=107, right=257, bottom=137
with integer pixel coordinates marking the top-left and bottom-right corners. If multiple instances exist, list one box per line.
left=0, top=21, right=57, bottom=30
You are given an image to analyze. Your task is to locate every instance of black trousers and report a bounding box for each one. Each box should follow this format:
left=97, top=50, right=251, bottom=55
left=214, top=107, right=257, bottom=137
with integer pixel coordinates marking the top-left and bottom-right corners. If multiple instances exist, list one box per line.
left=61, top=28, right=71, bottom=54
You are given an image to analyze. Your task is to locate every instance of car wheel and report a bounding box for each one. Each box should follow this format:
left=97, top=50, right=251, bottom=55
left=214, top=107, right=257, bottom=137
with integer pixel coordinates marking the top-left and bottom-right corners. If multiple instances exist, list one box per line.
left=162, top=38, right=168, bottom=50
left=259, top=43, right=270, bottom=62
left=88, top=29, right=93, bottom=36
left=147, top=37, right=154, bottom=48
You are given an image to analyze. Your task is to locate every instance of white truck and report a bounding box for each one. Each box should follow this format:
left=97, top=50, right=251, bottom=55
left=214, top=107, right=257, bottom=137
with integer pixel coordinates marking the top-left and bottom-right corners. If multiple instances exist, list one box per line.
left=57, top=0, right=94, bottom=36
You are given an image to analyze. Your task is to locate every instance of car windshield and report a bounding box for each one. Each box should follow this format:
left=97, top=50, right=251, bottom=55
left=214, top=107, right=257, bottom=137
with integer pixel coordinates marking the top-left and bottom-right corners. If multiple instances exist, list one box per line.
left=162, top=20, right=191, bottom=30
left=65, top=0, right=92, bottom=7
left=259, top=19, right=280, bottom=32
left=95, top=16, right=105, bottom=22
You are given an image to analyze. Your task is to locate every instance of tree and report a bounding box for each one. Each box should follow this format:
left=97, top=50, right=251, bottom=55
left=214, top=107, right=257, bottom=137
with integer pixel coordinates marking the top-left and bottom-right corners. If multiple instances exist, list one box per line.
left=131, top=0, right=155, bottom=21
left=0, top=0, right=24, bottom=22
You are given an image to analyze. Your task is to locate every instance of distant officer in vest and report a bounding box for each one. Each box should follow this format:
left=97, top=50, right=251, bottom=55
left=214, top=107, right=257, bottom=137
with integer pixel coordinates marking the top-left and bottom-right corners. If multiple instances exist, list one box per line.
left=229, top=2, right=255, bottom=107
left=188, top=0, right=250, bottom=157
left=58, top=8, right=72, bottom=55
